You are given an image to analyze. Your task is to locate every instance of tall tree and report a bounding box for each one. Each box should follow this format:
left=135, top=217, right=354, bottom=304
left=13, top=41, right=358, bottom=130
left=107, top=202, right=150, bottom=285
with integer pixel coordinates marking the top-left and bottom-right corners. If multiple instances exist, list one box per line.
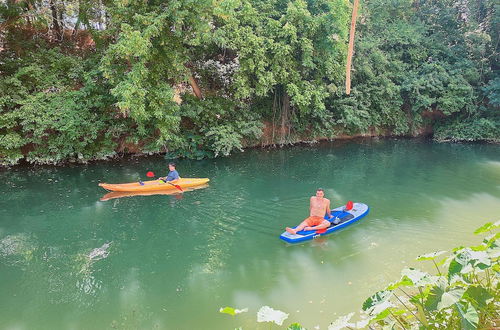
left=215, top=0, right=350, bottom=143
left=49, top=0, right=62, bottom=39
left=101, top=0, right=216, bottom=148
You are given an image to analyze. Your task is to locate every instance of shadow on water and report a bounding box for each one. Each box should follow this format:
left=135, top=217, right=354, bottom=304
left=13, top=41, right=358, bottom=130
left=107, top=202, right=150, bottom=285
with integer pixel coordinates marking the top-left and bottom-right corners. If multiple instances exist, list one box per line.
left=99, top=184, right=210, bottom=201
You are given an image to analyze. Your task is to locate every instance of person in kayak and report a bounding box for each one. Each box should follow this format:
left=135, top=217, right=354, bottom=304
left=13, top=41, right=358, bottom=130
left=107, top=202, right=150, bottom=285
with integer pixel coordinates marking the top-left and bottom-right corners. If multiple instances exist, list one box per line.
left=286, top=188, right=333, bottom=234
left=159, top=163, right=180, bottom=182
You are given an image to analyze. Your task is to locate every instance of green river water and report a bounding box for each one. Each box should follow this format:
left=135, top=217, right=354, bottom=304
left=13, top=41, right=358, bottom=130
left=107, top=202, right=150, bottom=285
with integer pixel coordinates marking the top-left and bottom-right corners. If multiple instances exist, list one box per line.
left=1, top=139, right=499, bottom=330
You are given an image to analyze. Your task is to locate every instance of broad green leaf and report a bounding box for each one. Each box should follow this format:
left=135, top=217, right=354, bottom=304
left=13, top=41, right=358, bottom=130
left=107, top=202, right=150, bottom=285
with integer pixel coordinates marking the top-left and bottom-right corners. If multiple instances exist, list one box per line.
left=219, top=306, right=248, bottom=316
left=474, top=221, right=499, bottom=235
left=362, top=290, right=392, bottom=311
left=463, top=285, right=493, bottom=309
left=424, top=278, right=446, bottom=311
left=425, top=272, right=466, bottom=311
left=449, top=248, right=491, bottom=273
left=328, top=312, right=355, bottom=330
left=438, top=288, right=465, bottom=310
left=287, top=322, right=306, bottom=330
left=401, top=268, right=437, bottom=287
left=386, top=276, right=413, bottom=290
left=469, top=244, right=488, bottom=251
left=483, top=232, right=500, bottom=248
left=220, top=306, right=237, bottom=315
left=455, top=302, right=479, bottom=330
left=416, top=250, right=447, bottom=261
left=467, top=250, right=491, bottom=267
left=460, top=264, right=474, bottom=274
left=474, top=222, right=494, bottom=234
left=448, top=259, right=463, bottom=278
left=371, top=305, right=392, bottom=321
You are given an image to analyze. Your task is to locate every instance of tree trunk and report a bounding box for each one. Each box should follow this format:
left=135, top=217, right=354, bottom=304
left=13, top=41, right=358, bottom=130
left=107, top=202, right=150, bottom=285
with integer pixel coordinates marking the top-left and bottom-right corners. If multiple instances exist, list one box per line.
left=280, top=90, right=291, bottom=144
left=345, top=0, right=359, bottom=95
left=98, top=0, right=104, bottom=30
left=72, top=0, right=83, bottom=36
left=58, top=1, right=64, bottom=40
left=49, top=0, right=61, bottom=39
left=188, top=75, right=203, bottom=99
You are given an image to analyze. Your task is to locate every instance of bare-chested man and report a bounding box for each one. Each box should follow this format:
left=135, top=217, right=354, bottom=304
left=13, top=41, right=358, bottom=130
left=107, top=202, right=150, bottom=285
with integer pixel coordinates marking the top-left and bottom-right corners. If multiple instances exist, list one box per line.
left=286, top=188, right=333, bottom=235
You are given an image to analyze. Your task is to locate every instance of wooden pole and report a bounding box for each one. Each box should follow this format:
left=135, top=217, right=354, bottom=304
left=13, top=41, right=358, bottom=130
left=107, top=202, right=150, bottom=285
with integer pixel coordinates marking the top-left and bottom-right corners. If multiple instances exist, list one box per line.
left=188, top=75, right=203, bottom=99
left=345, top=0, right=359, bottom=95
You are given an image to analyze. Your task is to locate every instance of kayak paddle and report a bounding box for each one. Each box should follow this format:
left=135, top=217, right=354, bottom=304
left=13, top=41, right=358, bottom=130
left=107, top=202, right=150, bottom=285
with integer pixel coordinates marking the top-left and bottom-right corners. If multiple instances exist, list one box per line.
left=147, top=171, right=183, bottom=192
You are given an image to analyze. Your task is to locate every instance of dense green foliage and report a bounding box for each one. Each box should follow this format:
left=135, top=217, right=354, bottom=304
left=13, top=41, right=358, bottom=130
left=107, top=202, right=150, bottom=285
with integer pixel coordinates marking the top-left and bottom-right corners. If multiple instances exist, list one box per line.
left=213, top=0, right=350, bottom=142
left=0, top=47, right=118, bottom=165
left=333, top=0, right=500, bottom=138
left=100, top=0, right=212, bottom=145
left=168, top=95, right=263, bottom=159
left=0, top=0, right=498, bottom=165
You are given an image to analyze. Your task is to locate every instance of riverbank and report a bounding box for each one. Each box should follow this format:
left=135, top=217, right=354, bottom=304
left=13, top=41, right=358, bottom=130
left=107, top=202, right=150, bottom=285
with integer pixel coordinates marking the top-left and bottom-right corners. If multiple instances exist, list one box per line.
left=3, top=130, right=499, bottom=168
left=250, top=121, right=434, bottom=148
left=4, top=131, right=395, bottom=167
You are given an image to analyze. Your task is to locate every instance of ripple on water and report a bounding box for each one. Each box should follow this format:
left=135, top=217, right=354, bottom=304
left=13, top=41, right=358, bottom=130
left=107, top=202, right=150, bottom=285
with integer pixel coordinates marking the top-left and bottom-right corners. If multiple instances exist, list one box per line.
left=0, top=233, right=34, bottom=260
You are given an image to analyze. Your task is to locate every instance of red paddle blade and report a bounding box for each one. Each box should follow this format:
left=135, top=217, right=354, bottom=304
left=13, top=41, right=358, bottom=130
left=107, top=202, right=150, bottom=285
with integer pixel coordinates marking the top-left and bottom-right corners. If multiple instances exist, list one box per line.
left=174, top=184, right=183, bottom=192
left=345, top=200, right=354, bottom=211
left=146, top=171, right=155, bottom=178
left=316, top=228, right=327, bottom=234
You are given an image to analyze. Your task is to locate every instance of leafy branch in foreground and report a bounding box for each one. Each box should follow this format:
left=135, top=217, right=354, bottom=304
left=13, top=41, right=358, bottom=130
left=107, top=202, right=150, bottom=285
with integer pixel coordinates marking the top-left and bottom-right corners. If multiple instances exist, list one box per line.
left=331, top=220, right=500, bottom=330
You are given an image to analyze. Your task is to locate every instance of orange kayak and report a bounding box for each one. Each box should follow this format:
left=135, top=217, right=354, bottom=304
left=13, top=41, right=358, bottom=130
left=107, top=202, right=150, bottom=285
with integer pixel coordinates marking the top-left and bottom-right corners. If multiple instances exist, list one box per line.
left=98, top=178, right=210, bottom=192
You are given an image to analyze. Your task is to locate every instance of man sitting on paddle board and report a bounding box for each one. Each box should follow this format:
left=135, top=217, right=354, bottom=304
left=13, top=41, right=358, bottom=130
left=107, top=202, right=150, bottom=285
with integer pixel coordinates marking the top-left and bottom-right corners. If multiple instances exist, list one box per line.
left=159, top=162, right=180, bottom=182
left=286, top=188, right=332, bottom=235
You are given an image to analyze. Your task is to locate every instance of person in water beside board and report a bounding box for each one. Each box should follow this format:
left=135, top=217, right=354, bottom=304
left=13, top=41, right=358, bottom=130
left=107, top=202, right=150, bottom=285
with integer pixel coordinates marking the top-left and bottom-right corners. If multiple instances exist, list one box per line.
left=159, top=162, right=180, bottom=182
left=286, top=188, right=333, bottom=235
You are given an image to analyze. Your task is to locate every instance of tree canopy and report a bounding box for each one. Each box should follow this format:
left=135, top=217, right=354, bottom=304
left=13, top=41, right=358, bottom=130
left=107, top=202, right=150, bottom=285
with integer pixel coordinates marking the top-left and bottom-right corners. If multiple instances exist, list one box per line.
left=0, top=0, right=498, bottom=165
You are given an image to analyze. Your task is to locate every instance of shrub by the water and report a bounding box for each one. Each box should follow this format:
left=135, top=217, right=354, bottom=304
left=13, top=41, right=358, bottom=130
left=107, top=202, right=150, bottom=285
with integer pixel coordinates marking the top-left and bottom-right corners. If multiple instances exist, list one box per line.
left=0, top=47, right=118, bottom=165
left=434, top=117, right=500, bottom=143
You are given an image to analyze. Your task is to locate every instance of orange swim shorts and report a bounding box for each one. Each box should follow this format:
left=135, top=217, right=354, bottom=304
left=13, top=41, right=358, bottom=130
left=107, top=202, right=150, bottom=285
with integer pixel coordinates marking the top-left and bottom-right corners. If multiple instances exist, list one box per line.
left=305, top=216, right=325, bottom=227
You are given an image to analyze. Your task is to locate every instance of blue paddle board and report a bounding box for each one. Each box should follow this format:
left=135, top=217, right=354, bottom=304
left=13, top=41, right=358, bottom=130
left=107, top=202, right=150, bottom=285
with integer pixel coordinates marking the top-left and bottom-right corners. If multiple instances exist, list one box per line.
left=279, top=202, right=369, bottom=243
